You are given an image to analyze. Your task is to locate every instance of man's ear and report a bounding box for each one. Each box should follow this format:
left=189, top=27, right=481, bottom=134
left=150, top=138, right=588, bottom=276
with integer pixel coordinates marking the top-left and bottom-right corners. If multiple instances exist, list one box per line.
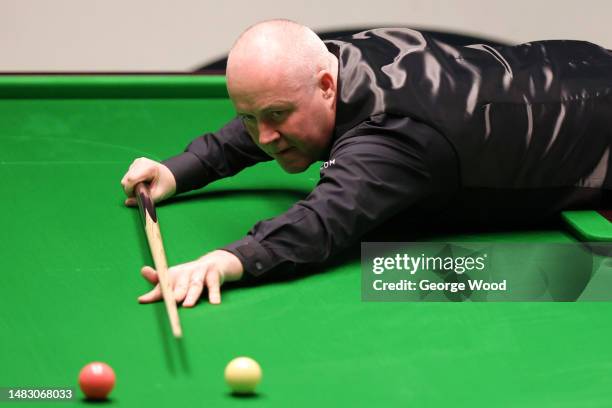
left=317, top=70, right=335, bottom=99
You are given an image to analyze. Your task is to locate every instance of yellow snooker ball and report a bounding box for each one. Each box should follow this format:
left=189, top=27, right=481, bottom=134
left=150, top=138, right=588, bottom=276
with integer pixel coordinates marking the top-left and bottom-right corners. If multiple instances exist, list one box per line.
left=224, top=356, right=262, bottom=394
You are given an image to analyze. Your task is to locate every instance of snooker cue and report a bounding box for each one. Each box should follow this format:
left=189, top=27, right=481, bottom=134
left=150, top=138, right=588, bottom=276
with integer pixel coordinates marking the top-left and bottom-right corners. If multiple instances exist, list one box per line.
left=135, top=182, right=183, bottom=338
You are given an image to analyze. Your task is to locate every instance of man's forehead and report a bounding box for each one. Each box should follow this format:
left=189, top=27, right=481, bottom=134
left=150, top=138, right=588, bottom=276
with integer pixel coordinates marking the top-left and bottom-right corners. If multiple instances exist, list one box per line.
left=229, top=75, right=302, bottom=113
left=232, top=92, right=297, bottom=114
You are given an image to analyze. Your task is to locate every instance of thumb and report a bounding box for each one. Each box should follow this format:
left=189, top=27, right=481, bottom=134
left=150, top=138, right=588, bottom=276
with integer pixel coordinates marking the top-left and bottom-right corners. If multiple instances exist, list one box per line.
left=148, top=180, right=166, bottom=204
left=127, top=166, right=158, bottom=196
left=125, top=197, right=137, bottom=207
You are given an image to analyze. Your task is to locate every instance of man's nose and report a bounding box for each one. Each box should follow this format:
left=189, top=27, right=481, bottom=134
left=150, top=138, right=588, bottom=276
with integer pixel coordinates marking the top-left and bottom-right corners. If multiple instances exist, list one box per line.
left=257, top=122, right=280, bottom=145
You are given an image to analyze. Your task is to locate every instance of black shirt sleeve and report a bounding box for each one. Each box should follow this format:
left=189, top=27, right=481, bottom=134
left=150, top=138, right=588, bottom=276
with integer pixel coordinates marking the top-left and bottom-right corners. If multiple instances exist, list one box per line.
left=223, top=114, right=460, bottom=279
left=162, top=117, right=272, bottom=194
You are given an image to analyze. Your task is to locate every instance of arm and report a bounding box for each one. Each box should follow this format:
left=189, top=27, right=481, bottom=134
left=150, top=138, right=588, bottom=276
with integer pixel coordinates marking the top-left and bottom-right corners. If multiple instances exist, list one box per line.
left=136, top=115, right=459, bottom=306
left=121, top=117, right=271, bottom=205
left=124, top=118, right=270, bottom=305
left=163, top=117, right=272, bottom=194
left=223, top=115, right=460, bottom=279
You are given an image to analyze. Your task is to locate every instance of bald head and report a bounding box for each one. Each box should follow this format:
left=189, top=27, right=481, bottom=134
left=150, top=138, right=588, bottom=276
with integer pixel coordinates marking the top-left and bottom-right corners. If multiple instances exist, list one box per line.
left=227, top=20, right=333, bottom=92
left=225, top=20, right=339, bottom=174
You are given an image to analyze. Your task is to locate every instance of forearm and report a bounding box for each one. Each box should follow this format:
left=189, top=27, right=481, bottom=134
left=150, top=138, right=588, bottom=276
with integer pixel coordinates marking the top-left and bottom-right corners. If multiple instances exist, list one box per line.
left=163, top=117, right=272, bottom=194
left=224, top=117, right=459, bottom=279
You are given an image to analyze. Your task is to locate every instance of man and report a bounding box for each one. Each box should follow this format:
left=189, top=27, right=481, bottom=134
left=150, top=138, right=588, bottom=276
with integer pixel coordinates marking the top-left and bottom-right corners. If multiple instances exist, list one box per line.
left=121, top=19, right=612, bottom=307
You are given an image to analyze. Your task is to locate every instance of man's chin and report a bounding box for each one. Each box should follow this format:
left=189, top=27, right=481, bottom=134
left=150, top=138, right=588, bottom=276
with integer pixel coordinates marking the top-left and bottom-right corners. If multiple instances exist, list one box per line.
left=277, top=158, right=311, bottom=173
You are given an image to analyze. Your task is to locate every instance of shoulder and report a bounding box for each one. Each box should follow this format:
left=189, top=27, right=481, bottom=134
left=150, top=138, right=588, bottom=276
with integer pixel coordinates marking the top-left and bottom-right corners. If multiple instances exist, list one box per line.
left=325, top=114, right=455, bottom=174
left=331, top=114, right=446, bottom=154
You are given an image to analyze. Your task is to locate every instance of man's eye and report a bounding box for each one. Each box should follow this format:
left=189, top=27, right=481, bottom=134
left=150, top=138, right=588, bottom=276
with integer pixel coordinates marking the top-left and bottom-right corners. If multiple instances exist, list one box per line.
left=241, top=115, right=256, bottom=124
left=270, top=111, right=285, bottom=121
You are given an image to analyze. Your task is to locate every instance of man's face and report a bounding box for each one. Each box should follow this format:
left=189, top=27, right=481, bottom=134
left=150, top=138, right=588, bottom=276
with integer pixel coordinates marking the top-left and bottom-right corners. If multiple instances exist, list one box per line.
left=228, top=71, right=335, bottom=173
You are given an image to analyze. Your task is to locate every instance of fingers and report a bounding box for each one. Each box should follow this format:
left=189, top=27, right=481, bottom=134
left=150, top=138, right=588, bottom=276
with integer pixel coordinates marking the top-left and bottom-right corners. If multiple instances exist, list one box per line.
left=138, top=266, right=161, bottom=303
left=183, top=268, right=206, bottom=308
left=139, top=262, right=201, bottom=307
left=138, top=260, right=224, bottom=307
left=120, top=157, right=158, bottom=198
left=141, top=266, right=159, bottom=284
left=138, top=284, right=162, bottom=303
left=121, top=158, right=177, bottom=207
left=173, top=266, right=191, bottom=303
left=182, top=265, right=223, bottom=307
left=206, top=270, right=222, bottom=305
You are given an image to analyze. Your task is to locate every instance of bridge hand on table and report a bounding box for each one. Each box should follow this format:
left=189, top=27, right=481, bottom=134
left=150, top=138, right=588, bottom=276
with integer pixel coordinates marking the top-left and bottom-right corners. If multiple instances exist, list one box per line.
left=138, top=250, right=244, bottom=306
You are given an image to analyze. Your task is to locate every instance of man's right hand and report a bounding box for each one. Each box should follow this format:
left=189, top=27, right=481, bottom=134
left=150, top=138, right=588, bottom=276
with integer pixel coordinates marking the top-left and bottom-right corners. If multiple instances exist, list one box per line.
left=121, top=157, right=177, bottom=206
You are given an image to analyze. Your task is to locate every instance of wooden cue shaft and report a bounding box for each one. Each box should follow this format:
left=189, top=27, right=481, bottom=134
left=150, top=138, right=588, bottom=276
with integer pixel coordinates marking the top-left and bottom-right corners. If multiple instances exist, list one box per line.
left=135, top=183, right=183, bottom=338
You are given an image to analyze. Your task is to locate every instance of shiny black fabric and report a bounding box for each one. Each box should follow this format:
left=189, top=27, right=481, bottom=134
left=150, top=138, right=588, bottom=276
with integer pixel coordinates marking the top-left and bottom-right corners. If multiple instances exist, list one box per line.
left=164, top=28, right=612, bottom=278
left=326, top=29, right=612, bottom=190
left=194, top=27, right=510, bottom=72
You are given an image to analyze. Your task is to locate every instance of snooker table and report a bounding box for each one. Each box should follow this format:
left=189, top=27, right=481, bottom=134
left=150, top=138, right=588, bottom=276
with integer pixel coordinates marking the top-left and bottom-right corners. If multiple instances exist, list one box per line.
left=1, top=74, right=612, bottom=407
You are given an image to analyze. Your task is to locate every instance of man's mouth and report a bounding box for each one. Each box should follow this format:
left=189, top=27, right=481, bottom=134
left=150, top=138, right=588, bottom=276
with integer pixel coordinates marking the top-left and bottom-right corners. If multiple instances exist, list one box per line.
left=275, top=147, right=294, bottom=156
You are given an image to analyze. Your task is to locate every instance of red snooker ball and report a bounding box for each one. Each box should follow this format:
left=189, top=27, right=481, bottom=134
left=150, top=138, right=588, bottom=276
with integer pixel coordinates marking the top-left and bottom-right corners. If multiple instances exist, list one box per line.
left=78, top=362, right=116, bottom=400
